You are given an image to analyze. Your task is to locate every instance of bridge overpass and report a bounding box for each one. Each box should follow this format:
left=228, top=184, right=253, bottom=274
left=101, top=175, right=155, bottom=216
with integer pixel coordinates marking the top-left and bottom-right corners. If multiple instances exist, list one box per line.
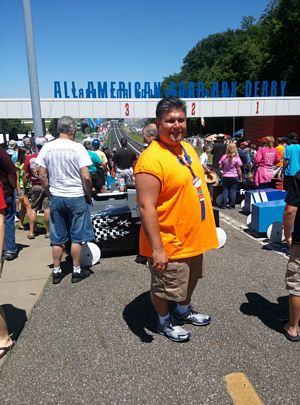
left=0, top=97, right=299, bottom=119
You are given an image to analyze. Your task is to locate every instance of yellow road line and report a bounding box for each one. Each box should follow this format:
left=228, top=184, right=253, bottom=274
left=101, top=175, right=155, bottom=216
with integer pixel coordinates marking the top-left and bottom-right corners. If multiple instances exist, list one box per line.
left=224, top=372, right=264, bottom=405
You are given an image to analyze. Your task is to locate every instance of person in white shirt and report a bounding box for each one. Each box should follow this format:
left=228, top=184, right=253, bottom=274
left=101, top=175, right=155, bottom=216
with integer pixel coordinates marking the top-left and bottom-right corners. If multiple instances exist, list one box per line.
left=199, top=145, right=210, bottom=169
left=36, top=116, right=94, bottom=285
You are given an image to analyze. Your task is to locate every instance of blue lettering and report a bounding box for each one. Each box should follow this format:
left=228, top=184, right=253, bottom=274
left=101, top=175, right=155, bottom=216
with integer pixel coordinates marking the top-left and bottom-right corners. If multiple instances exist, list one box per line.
left=245, top=80, right=252, bottom=97
left=254, top=81, right=260, bottom=97
left=153, top=82, right=161, bottom=98
left=221, top=81, right=229, bottom=97
left=187, top=82, right=195, bottom=98
left=280, top=80, right=287, bottom=96
left=54, top=81, right=62, bottom=98
left=210, top=81, right=219, bottom=97
left=71, top=81, right=78, bottom=98
left=179, top=81, right=186, bottom=98
left=64, top=81, right=70, bottom=98
left=117, top=81, right=126, bottom=98
left=78, top=88, right=84, bottom=98
left=128, top=82, right=132, bottom=98
left=261, top=81, right=268, bottom=97
left=165, top=81, right=177, bottom=97
left=110, top=82, right=116, bottom=98
left=134, top=82, right=141, bottom=98
left=270, top=80, right=277, bottom=96
left=97, top=81, right=108, bottom=98
left=196, top=82, right=207, bottom=98
left=86, top=81, right=96, bottom=98
left=230, top=81, right=237, bottom=97
left=142, top=82, right=152, bottom=98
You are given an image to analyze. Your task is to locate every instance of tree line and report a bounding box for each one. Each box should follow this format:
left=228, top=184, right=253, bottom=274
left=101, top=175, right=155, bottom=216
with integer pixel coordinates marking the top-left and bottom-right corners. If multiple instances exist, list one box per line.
left=162, top=0, right=300, bottom=97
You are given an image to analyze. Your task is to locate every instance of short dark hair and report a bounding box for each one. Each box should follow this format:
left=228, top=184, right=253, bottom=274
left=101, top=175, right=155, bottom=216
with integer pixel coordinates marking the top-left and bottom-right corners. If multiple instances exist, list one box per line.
left=155, top=97, right=186, bottom=120
left=120, top=138, right=127, bottom=147
left=288, top=131, right=298, bottom=144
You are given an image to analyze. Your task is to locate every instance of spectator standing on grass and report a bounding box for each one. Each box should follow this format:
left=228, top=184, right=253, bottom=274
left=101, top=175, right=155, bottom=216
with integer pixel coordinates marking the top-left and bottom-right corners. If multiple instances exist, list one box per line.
left=23, top=137, right=50, bottom=240
left=35, top=116, right=94, bottom=285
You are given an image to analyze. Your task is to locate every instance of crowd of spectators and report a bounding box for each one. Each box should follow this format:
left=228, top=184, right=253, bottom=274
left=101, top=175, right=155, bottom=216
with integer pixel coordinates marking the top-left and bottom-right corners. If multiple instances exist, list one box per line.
left=0, top=112, right=299, bottom=358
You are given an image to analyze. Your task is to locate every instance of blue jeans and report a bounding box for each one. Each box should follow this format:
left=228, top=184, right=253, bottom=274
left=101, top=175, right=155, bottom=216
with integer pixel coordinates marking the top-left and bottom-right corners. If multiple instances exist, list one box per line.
left=50, top=196, right=94, bottom=245
left=5, top=194, right=17, bottom=253
left=222, top=177, right=238, bottom=208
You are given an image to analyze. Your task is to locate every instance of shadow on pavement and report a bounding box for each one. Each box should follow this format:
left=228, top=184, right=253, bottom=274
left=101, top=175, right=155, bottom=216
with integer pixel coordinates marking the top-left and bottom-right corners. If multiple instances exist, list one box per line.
left=240, top=292, right=289, bottom=333
left=2, top=304, right=27, bottom=340
left=123, top=291, right=157, bottom=343
left=16, top=243, right=30, bottom=253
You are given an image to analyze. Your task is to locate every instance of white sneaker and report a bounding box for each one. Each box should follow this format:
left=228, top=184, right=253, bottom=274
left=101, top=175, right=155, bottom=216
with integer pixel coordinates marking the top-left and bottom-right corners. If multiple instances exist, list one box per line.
left=174, top=305, right=211, bottom=326
left=157, top=318, right=191, bottom=342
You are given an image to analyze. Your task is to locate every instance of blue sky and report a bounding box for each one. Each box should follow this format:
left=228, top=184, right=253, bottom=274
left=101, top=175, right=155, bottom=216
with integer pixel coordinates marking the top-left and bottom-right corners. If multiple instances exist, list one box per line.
left=0, top=0, right=269, bottom=98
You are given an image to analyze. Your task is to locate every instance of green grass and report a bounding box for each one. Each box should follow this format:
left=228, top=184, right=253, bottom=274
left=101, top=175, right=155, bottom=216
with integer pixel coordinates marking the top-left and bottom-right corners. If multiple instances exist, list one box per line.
left=125, top=130, right=144, bottom=144
left=16, top=214, right=46, bottom=230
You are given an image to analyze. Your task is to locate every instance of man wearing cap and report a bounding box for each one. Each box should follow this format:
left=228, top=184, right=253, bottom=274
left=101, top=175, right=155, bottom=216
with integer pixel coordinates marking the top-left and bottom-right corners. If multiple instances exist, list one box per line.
left=283, top=132, right=300, bottom=193
left=23, top=137, right=50, bottom=239
left=135, top=97, right=218, bottom=343
left=6, top=140, right=18, bottom=164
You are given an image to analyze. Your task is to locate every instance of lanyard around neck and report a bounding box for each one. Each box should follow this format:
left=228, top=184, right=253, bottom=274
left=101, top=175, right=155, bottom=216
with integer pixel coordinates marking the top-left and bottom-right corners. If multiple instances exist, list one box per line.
left=156, top=138, right=196, bottom=178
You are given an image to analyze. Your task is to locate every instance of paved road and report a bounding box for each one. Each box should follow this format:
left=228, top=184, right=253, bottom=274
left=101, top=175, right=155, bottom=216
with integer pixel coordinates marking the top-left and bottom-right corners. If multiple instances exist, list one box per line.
left=0, top=207, right=298, bottom=404
left=108, top=122, right=144, bottom=155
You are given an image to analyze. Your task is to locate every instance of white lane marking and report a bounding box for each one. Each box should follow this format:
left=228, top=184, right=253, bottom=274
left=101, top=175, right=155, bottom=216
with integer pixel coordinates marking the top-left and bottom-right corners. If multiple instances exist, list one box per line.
left=114, top=125, right=141, bottom=154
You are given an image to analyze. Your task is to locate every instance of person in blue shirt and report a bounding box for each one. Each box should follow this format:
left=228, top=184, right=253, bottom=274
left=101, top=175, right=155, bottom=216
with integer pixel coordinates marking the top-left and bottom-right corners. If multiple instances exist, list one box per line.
left=284, top=132, right=300, bottom=193
left=83, top=140, right=103, bottom=193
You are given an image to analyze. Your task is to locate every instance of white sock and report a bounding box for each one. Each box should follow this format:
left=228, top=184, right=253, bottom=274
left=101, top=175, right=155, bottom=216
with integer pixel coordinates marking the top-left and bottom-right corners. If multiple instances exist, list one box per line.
left=73, top=266, right=81, bottom=274
left=158, top=314, right=170, bottom=324
left=176, top=304, right=189, bottom=314
left=53, top=267, right=62, bottom=274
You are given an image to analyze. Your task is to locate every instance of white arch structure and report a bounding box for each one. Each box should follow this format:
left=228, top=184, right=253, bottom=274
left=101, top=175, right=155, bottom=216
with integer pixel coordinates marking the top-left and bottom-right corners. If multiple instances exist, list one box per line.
left=0, top=97, right=299, bottom=119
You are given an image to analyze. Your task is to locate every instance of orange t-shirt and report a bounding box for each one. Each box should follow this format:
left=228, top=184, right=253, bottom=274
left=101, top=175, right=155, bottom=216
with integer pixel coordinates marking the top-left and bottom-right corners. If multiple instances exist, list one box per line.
left=275, top=144, right=285, bottom=167
left=134, top=140, right=218, bottom=259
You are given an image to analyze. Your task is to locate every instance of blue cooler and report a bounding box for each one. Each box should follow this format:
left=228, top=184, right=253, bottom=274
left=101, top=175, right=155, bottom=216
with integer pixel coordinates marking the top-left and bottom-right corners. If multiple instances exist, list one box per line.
left=251, top=200, right=285, bottom=233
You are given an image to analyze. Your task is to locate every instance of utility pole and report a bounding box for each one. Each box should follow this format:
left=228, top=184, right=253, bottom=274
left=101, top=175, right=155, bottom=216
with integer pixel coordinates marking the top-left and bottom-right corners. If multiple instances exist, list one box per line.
left=22, top=0, right=43, bottom=137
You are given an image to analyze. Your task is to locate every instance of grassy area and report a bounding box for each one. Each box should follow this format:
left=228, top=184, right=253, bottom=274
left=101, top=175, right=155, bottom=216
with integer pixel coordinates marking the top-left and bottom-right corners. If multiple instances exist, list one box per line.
left=124, top=129, right=144, bottom=144
left=16, top=214, right=46, bottom=230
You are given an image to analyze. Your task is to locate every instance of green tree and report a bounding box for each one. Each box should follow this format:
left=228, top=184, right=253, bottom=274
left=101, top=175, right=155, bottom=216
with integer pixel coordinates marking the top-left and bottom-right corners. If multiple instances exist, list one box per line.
left=259, top=0, right=300, bottom=95
left=48, top=119, right=58, bottom=135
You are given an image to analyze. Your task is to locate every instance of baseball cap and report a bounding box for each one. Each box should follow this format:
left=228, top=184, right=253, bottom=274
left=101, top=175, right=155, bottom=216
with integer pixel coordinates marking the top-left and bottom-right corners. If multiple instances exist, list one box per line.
left=92, top=138, right=100, bottom=149
left=8, top=140, right=17, bottom=148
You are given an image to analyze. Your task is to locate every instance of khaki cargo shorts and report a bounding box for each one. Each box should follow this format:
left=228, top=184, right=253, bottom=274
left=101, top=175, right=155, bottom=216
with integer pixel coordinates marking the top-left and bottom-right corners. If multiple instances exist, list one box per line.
left=148, top=254, right=203, bottom=302
left=286, top=244, right=300, bottom=296
left=30, top=185, right=49, bottom=211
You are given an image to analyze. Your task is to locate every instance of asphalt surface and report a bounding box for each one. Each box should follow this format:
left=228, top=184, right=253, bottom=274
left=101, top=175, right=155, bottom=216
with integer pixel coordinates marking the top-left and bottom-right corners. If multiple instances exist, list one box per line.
left=0, top=207, right=299, bottom=404
left=108, top=122, right=144, bottom=155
